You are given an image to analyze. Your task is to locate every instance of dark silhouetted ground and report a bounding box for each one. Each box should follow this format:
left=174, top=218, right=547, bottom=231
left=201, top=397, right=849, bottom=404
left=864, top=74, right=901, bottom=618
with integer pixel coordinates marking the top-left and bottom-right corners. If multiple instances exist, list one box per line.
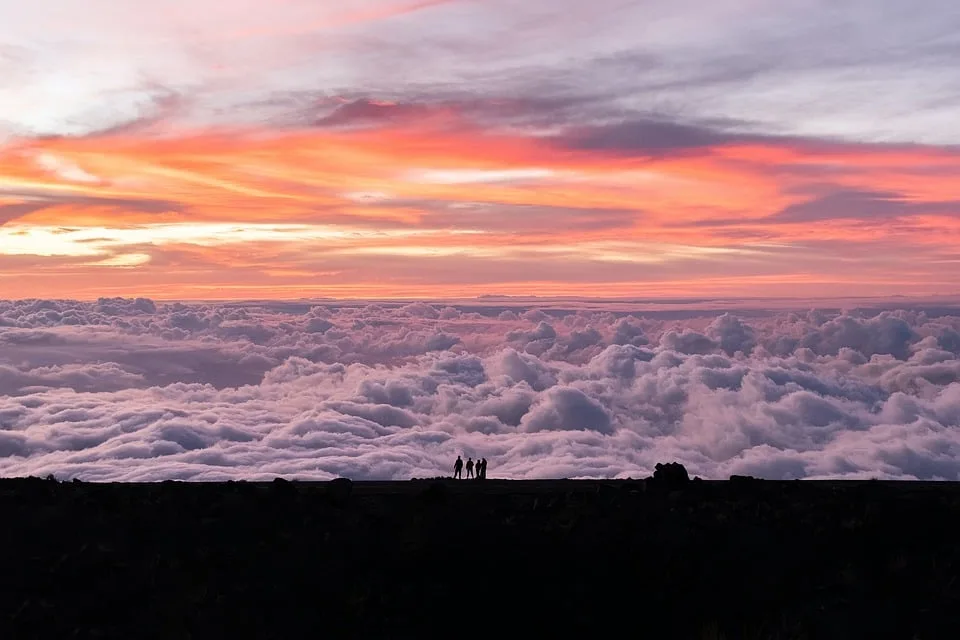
left=2, top=476, right=960, bottom=639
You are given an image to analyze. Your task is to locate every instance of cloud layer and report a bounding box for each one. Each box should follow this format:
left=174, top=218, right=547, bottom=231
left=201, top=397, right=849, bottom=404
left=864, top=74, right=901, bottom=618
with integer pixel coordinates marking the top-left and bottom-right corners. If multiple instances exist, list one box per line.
left=2, top=299, right=959, bottom=481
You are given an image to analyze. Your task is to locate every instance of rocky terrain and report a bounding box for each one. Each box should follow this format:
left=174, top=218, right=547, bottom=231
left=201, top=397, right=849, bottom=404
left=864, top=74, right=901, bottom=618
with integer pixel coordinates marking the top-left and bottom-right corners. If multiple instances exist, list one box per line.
left=2, top=471, right=959, bottom=639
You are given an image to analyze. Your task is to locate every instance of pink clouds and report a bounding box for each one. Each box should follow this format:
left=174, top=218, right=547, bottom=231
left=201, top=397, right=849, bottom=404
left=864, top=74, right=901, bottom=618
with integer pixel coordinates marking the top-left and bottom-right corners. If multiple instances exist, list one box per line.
left=1, top=3, right=959, bottom=300
left=1, top=298, right=960, bottom=481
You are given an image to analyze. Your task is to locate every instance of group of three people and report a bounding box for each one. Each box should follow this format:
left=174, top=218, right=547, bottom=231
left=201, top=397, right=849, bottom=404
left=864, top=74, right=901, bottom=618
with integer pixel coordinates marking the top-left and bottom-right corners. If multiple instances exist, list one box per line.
left=453, top=455, right=487, bottom=479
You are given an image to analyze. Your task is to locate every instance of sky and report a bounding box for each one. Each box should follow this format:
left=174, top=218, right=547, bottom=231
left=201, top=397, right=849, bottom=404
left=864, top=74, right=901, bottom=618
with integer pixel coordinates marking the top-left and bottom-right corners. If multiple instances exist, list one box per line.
left=1, top=0, right=959, bottom=299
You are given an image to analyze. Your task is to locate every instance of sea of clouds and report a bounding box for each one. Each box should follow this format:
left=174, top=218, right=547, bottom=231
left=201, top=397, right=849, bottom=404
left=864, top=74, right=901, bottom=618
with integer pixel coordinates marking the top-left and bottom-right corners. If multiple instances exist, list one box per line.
left=1, top=297, right=959, bottom=481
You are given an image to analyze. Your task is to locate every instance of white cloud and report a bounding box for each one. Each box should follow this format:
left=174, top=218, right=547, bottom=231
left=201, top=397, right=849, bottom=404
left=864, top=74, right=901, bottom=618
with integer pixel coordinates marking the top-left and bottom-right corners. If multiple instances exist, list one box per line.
left=0, top=223, right=482, bottom=259
left=1, top=299, right=960, bottom=481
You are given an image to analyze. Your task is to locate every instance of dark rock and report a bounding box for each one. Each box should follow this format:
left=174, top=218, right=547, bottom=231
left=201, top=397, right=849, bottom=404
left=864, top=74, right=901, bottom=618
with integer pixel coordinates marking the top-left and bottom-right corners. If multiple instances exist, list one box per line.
left=418, top=481, right=449, bottom=505
left=622, top=481, right=646, bottom=494
left=270, top=477, right=297, bottom=498
left=730, top=475, right=759, bottom=483
left=649, top=462, right=690, bottom=488
left=327, top=477, right=353, bottom=503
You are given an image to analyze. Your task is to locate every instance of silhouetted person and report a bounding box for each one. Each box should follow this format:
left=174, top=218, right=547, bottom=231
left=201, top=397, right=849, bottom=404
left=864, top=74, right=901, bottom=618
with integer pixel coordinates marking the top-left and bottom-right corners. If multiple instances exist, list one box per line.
left=480, top=458, right=488, bottom=479
left=466, top=457, right=474, bottom=479
left=454, top=455, right=463, bottom=479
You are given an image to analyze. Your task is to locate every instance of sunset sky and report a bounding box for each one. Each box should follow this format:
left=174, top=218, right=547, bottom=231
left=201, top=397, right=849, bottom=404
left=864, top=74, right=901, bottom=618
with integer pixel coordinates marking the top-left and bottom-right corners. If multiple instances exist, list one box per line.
left=1, top=0, right=959, bottom=300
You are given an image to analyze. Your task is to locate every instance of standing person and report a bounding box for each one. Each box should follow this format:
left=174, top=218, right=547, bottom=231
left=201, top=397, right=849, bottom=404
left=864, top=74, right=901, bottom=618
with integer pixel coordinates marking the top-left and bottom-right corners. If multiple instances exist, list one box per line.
left=480, top=458, right=488, bottom=479
left=454, top=455, right=463, bottom=479
left=466, top=457, right=474, bottom=479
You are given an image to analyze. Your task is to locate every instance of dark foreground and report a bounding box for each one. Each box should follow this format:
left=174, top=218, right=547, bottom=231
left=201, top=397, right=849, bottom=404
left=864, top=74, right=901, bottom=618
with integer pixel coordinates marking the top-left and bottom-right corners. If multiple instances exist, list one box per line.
left=2, top=477, right=960, bottom=639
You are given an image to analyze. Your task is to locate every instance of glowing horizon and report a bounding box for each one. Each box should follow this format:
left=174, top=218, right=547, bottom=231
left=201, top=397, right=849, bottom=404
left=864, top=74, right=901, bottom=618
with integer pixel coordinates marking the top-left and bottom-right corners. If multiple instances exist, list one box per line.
left=2, top=1, right=959, bottom=299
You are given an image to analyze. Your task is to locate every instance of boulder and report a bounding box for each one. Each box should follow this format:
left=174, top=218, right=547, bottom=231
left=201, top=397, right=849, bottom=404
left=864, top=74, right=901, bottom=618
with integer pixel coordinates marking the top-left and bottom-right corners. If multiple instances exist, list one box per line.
left=649, top=462, right=690, bottom=488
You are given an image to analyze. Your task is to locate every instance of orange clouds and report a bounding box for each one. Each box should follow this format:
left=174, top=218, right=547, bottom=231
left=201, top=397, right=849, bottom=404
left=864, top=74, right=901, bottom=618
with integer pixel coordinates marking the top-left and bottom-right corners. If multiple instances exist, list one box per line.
left=1, top=115, right=959, bottom=300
